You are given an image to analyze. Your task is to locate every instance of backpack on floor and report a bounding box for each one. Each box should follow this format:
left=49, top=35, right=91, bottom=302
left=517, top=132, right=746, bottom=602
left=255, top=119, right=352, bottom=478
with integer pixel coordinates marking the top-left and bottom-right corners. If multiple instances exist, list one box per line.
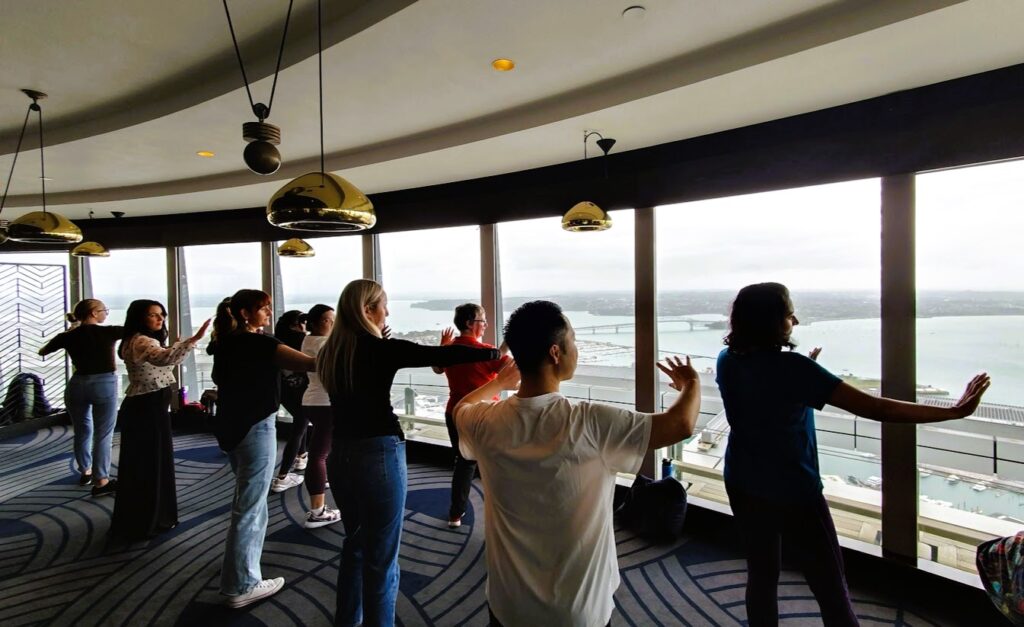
left=614, top=474, right=688, bottom=543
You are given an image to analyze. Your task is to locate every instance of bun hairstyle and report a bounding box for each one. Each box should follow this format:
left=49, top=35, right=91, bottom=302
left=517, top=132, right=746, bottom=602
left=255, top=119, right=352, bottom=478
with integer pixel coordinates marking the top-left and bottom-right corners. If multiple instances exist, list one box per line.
left=67, top=299, right=104, bottom=324
left=212, top=289, right=271, bottom=339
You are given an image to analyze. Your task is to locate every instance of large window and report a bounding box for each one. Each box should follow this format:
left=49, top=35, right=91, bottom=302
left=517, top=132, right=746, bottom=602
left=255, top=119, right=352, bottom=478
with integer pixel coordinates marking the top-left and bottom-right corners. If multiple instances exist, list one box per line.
left=916, top=160, right=1024, bottom=570
left=277, top=236, right=362, bottom=313
left=89, top=248, right=168, bottom=400
left=182, top=243, right=262, bottom=392
left=380, top=226, right=481, bottom=427
left=499, top=212, right=635, bottom=410
left=656, top=180, right=883, bottom=543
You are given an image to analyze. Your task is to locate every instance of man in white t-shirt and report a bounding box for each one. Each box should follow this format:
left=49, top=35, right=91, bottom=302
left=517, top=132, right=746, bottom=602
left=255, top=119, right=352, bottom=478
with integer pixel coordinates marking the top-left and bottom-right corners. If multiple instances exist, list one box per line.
left=454, top=300, right=701, bottom=627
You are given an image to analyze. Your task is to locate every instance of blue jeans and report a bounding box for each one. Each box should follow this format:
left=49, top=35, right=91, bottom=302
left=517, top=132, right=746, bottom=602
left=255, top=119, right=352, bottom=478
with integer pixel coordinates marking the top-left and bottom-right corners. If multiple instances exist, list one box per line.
left=220, top=414, right=277, bottom=596
left=329, top=436, right=407, bottom=627
left=65, top=373, right=118, bottom=478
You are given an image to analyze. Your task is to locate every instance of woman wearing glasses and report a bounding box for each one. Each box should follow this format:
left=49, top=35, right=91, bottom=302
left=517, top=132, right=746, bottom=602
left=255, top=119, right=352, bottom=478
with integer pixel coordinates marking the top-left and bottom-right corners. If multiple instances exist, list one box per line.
left=110, top=300, right=209, bottom=541
left=39, top=299, right=123, bottom=496
left=433, top=303, right=509, bottom=528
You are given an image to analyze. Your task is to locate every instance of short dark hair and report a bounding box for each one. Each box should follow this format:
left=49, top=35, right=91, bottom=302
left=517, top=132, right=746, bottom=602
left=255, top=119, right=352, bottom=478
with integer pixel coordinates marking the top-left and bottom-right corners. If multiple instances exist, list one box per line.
left=724, top=282, right=796, bottom=353
left=306, top=303, right=334, bottom=329
left=453, top=303, right=483, bottom=333
left=504, top=300, right=568, bottom=375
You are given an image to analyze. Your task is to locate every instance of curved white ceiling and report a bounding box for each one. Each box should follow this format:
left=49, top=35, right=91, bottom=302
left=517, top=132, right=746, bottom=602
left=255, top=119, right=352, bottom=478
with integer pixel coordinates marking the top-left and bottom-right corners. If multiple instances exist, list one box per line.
left=1, top=0, right=1021, bottom=219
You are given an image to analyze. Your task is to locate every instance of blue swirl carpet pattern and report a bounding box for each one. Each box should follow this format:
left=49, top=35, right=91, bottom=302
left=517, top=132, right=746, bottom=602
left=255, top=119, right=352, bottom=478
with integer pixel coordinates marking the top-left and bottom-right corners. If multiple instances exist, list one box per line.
left=0, top=427, right=952, bottom=626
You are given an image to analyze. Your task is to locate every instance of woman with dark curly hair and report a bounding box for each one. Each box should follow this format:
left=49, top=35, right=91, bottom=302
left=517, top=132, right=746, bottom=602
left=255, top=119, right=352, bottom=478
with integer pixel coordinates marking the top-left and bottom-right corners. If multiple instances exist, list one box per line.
left=110, top=299, right=209, bottom=541
left=717, top=282, right=991, bottom=627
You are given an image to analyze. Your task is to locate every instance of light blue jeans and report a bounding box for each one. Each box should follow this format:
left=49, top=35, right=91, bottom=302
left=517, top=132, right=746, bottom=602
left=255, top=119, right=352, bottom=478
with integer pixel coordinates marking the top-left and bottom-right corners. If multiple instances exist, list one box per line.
left=220, top=414, right=277, bottom=596
left=65, top=372, right=118, bottom=479
left=329, top=435, right=407, bottom=627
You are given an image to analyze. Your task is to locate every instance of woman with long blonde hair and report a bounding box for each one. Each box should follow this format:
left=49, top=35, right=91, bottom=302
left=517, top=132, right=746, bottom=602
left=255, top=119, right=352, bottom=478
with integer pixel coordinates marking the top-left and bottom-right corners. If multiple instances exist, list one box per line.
left=321, top=279, right=500, bottom=627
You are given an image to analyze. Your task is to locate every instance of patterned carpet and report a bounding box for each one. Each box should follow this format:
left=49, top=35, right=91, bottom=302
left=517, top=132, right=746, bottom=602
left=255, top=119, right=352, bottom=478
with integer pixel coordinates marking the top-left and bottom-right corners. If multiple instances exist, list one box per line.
left=0, top=426, right=958, bottom=626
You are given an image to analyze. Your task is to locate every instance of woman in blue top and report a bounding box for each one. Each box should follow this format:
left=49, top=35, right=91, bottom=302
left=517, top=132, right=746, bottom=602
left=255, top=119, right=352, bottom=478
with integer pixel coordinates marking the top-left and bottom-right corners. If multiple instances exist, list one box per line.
left=716, top=282, right=990, bottom=627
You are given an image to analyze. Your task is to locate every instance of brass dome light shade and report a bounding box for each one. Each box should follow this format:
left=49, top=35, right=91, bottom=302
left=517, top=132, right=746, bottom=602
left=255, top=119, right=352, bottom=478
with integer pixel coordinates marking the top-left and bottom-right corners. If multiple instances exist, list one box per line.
left=0, top=221, right=9, bottom=245
left=71, top=240, right=110, bottom=257
left=0, top=90, right=83, bottom=245
left=266, top=0, right=373, bottom=232
left=277, top=237, right=315, bottom=257
left=8, top=210, right=83, bottom=244
left=563, top=130, right=616, bottom=232
left=268, top=173, right=375, bottom=231
left=562, top=201, right=613, bottom=232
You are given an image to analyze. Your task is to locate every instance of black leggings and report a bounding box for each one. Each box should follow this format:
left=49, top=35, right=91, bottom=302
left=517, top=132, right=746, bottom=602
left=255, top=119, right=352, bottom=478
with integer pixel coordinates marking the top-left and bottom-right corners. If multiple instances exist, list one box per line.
left=726, top=485, right=859, bottom=627
left=445, top=410, right=477, bottom=520
left=277, top=386, right=309, bottom=477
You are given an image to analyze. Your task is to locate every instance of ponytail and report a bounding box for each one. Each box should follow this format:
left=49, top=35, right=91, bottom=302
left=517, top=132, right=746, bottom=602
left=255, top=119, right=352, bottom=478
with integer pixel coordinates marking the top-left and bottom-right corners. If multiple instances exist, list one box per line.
left=211, top=289, right=271, bottom=341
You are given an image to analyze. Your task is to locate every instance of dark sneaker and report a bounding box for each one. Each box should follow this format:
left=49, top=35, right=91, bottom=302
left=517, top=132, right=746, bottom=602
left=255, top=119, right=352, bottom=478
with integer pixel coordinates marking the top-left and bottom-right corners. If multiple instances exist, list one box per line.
left=79, top=472, right=93, bottom=486
left=91, top=480, right=117, bottom=497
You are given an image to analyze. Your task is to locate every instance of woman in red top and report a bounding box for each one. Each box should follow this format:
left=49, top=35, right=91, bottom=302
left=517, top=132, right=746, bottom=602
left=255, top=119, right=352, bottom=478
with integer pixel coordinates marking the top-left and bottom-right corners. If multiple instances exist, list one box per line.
left=434, top=303, right=508, bottom=528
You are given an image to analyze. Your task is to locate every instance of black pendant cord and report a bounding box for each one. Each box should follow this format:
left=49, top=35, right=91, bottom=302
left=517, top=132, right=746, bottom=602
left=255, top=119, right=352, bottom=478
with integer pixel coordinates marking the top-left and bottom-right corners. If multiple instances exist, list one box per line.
left=223, top=0, right=294, bottom=121
left=0, top=106, right=32, bottom=216
left=37, top=105, right=46, bottom=213
left=315, top=0, right=323, bottom=181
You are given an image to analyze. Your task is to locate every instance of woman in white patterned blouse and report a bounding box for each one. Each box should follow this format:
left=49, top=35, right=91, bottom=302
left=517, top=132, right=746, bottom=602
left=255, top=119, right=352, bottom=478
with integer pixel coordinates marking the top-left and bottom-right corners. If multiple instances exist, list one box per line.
left=110, top=299, right=209, bottom=541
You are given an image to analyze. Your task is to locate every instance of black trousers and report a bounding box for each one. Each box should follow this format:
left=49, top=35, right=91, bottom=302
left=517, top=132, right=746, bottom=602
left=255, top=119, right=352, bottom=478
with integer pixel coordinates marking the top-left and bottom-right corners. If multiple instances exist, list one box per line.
left=277, top=385, right=309, bottom=477
left=725, top=484, right=859, bottom=627
left=110, top=387, right=177, bottom=541
left=444, top=410, right=477, bottom=520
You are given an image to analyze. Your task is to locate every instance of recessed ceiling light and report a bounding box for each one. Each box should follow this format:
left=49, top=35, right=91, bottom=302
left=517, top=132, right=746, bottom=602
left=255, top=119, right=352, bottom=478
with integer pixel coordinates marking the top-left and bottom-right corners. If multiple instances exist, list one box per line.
left=196, top=150, right=215, bottom=158
left=492, top=58, right=515, bottom=72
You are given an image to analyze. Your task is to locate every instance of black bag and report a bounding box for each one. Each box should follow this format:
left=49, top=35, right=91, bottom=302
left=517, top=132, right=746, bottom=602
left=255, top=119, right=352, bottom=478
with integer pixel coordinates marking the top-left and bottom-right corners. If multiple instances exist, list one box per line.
left=281, top=371, right=308, bottom=391
left=614, top=474, right=688, bottom=543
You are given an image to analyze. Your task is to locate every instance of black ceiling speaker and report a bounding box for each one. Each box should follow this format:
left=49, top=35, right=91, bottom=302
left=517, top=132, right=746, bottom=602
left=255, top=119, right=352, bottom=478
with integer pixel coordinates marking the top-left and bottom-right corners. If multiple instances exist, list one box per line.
left=223, top=0, right=294, bottom=175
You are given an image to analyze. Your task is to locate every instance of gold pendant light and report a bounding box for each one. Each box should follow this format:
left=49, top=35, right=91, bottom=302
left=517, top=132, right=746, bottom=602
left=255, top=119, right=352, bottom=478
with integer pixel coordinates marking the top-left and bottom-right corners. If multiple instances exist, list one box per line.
left=70, top=211, right=109, bottom=256
left=0, top=220, right=9, bottom=245
left=266, top=0, right=375, bottom=232
left=562, top=201, right=613, bottom=231
left=71, top=240, right=110, bottom=257
left=277, top=237, right=315, bottom=257
left=1, top=90, right=83, bottom=245
left=562, top=131, right=616, bottom=232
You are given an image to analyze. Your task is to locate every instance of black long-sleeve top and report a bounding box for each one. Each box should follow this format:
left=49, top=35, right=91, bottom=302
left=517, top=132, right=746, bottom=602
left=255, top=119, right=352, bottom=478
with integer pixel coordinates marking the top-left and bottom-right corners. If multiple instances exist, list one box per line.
left=38, top=324, right=124, bottom=375
left=330, top=333, right=500, bottom=440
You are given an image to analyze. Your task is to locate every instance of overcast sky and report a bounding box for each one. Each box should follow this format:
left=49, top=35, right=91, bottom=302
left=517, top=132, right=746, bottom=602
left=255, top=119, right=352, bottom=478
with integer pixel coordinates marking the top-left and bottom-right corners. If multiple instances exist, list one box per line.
left=2, top=159, right=1022, bottom=298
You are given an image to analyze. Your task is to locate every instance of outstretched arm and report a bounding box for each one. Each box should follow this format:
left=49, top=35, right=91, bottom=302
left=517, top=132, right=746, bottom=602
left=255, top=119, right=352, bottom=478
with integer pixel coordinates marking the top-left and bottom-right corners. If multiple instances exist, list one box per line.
left=828, top=373, right=990, bottom=424
left=275, top=344, right=316, bottom=372
left=648, top=356, right=702, bottom=449
left=432, top=328, right=457, bottom=374
left=454, top=361, right=520, bottom=418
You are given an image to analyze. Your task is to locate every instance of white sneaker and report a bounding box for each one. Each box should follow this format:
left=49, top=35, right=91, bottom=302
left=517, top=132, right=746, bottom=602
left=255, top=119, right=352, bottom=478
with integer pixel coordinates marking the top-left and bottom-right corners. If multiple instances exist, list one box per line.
left=224, top=577, right=284, bottom=608
left=293, top=453, right=309, bottom=471
left=305, top=506, right=342, bottom=529
left=270, top=473, right=304, bottom=493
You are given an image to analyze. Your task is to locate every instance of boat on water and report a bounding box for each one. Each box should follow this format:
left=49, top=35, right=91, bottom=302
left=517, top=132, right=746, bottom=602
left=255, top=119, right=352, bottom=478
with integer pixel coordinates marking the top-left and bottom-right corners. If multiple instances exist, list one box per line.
left=972, top=483, right=989, bottom=492
left=919, top=469, right=932, bottom=478
left=864, top=476, right=882, bottom=489
left=946, top=474, right=960, bottom=484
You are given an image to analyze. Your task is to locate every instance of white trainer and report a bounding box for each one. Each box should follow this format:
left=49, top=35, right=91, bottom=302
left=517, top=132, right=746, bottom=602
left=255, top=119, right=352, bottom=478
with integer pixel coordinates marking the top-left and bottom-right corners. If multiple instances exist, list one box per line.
left=305, top=506, right=342, bottom=529
left=224, top=577, right=285, bottom=608
left=293, top=453, right=309, bottom=471
left=270, top=473, right=304, bottom=493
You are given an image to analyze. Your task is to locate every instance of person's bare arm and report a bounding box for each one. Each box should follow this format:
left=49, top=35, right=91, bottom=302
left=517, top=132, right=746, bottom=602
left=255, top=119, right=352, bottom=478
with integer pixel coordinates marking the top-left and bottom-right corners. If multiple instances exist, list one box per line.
left=453, top=361, right=520, bottom=418
left=828, top=373, right=990, bottom=424
left=274, top=344, right=316, bottom=372
left=648, top=356, right=702, bottom=449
